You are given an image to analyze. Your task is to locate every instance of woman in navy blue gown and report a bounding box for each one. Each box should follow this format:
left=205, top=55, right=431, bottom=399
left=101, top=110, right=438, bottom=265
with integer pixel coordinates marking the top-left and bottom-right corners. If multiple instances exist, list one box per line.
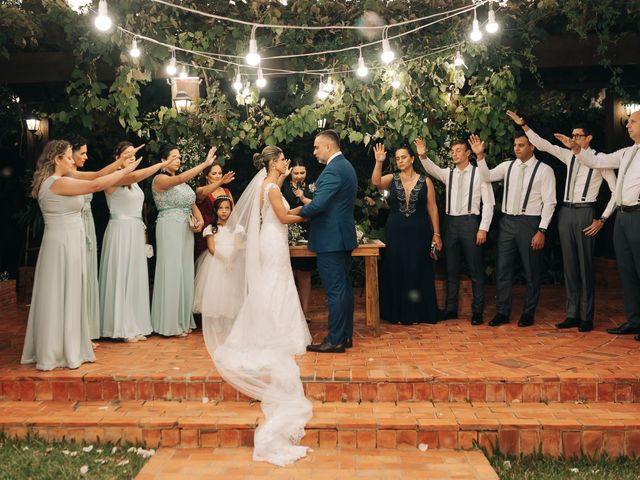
left=371, top=143, right=442, bottom=325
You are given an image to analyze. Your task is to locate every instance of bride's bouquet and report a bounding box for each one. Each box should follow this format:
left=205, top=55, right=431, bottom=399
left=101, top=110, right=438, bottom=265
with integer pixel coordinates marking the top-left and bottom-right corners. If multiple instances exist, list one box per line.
left=288, top=224, right=306, bottom=246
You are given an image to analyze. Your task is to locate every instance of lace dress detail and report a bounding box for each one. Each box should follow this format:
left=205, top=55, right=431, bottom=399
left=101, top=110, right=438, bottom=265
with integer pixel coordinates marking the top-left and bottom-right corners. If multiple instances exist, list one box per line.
left=393, top=173, right=426, bottom=217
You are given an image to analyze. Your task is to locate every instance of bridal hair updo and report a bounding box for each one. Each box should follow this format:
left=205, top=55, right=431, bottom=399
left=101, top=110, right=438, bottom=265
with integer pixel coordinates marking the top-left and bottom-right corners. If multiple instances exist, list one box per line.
left=252, top=145, right=283, bottom=171
left=31, top=140, right=72, bottom=198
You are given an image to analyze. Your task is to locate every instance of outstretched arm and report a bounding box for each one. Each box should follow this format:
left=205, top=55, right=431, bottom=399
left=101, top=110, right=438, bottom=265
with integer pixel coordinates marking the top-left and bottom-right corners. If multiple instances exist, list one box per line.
left=414, top=138, right=448, bottom=183
left=268, top=187, right=304, bottom=224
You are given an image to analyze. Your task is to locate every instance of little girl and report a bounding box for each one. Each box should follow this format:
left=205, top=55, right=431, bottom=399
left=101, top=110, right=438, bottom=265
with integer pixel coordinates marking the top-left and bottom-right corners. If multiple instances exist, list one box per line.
left=193, top=196, right=245, bottom=336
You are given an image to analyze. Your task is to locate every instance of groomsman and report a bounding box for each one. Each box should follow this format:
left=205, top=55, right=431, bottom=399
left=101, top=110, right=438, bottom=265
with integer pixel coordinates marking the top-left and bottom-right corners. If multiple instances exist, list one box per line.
left=506, top=111, right=617, bottom=332
left=414, top=138, right=495, bottom=325
left=555, top=111, right=640, bottom=339
left=474, top=132, right=557, bottom=327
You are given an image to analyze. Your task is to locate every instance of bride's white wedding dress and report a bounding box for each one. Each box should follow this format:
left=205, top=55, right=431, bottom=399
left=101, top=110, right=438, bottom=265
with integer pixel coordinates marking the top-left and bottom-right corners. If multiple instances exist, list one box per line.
left=202, top=168, right=312, bottom=466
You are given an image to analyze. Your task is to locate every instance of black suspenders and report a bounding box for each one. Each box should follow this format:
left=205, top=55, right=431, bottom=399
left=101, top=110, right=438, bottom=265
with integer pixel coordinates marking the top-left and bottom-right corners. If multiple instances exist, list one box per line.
left=566, top=154, right=594, bottom=202
left=504, top=160, right=542, bottom=214
left=447, top=166, right=477, bottom=215
left=447, top=168, right=454, bottom=215
left=467, top=166, right=476, bottom=214
left=521, top=161, right=542, bottom=213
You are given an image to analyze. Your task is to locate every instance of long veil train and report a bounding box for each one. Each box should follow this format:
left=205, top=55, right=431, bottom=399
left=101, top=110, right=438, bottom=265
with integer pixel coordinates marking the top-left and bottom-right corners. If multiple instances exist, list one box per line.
left=201, top=167, right=312, bottom=466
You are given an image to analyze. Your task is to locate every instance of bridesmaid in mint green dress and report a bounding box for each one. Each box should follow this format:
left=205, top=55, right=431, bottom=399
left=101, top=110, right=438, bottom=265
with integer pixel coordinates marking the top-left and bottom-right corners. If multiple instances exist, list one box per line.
left=99, top=142, right=172, bottom=341
left=151, top=143, right=217, bottom=337
left=21, top=140, right=140, bottom=371
left=70, top=136, right=135, bottom=341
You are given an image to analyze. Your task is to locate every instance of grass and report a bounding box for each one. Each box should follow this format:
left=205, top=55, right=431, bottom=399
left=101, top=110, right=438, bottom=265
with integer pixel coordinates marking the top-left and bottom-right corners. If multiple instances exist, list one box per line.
left=0, top=432, right=151, bottom=479
left=487, top=450, right=640, bottom=479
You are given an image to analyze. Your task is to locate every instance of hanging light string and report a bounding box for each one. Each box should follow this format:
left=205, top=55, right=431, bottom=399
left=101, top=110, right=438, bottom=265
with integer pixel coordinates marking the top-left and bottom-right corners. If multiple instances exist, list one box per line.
left=114, top=0, right=479, bottom=71
left=149, top=0, right=489, bottom=31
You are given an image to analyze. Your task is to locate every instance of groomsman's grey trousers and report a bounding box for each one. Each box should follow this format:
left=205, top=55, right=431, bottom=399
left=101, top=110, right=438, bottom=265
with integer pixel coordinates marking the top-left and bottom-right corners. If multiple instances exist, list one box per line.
left=495, top=215, right=543, bottom=317
left=558, top=205, right=596, bottom=324
left=613, top=209, right=640, bottom=327
left=444, top=215, right=485, bottom=314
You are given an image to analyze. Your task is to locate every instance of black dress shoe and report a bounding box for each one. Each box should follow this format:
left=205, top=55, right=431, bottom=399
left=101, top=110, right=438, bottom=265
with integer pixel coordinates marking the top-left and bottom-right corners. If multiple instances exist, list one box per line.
left=607, top=322, right=640, bottom=335
left=555, top=317, right=580, bottom=329
left=344, top=337, right=353, bottom=349
left=306, top=340, right=346, bottom=353
left=439, top=310, right=458, bottom=321
left=471, top=313, right=483, bottom=325
left=578, top=322, right=593, bottom=332
left=488, top=313, right=509, bottom=327
left=518, top=313, right=534, bottom=327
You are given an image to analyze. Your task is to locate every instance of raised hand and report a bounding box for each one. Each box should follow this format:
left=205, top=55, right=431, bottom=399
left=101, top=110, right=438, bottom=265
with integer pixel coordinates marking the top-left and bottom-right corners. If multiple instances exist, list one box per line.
left=506, top=110, right=525, bottom=126
left=373, top=143, right=387, bottom=163
left=468, top=134, right=485, bottom=159
left=123, top=157, right=143, bottom=174
left=221, top=171, right=235, bottom=185
left=413, top=138, right=427, bottom=158
left=204, top=146, right=217, bottom=166
left=553, top=133, right=580, bottom=153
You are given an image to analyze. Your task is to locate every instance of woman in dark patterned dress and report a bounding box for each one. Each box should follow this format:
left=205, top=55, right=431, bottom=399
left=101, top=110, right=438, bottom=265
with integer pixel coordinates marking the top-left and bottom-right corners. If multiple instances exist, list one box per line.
left=371, top=143, right=442, bottom=325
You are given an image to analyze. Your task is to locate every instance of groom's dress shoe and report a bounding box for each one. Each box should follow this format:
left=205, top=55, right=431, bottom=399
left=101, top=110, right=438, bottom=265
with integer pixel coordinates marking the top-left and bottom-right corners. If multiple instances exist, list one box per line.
left=607, top=322, right=640, bottom=335
left=344, top=338, right=353, bottom=349
left=306, top=340, right=346, bottom=353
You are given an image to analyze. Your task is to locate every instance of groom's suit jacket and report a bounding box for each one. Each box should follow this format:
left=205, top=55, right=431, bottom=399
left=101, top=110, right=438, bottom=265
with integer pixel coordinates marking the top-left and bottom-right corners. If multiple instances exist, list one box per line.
left=300, top=154, right=358, bottom=253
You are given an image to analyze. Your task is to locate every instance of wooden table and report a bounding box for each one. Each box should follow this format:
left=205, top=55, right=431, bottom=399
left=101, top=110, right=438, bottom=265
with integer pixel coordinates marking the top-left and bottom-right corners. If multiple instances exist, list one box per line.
left=289, top=240, right=385, bottom=336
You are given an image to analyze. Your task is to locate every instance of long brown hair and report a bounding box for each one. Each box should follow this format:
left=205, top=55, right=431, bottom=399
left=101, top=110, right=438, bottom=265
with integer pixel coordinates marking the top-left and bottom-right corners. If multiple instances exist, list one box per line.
left=31, top=140, right=71, bottom=198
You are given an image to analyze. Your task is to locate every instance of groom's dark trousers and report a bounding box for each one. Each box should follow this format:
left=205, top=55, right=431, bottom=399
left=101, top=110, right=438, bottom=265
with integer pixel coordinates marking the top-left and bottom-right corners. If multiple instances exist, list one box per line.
left=300, top=153, right=358, bottom=346
left=317, top=251, right=354, bottom=345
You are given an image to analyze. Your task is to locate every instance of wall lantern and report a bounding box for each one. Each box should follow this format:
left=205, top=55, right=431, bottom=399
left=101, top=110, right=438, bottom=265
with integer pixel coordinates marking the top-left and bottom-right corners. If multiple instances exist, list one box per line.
left=317, top=118, right=327, bottom=130
left=173, top=91, right=192, bottom=113
left=625, top=103, right=640, bottom=116
left=26, top=118, right=41, bottom=133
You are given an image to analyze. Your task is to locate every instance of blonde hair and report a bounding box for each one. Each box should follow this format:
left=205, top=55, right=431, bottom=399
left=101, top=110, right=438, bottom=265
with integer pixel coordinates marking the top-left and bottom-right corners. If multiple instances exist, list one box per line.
left=31, top=140, right=71, bottom=198
left=252, top=145, right=283, bottom=171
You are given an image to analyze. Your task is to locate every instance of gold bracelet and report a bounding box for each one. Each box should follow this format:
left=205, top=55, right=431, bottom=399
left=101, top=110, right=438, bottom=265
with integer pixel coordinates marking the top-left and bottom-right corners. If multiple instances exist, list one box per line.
left=433, top=232, right=441, bottom=237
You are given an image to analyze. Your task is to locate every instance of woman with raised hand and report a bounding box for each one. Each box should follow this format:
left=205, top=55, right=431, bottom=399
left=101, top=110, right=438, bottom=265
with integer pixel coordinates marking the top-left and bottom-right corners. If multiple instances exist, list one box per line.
left=151, top=143, right=215, bottom=337
left=195, top=162, right=235, bottom=258
left=371, top=142, right=441, bottom=325
left=69, top=136, right=142, bottom=342
left=21, top=140, right=140, bottom=370
left=99, top=142, right=173, bottom=343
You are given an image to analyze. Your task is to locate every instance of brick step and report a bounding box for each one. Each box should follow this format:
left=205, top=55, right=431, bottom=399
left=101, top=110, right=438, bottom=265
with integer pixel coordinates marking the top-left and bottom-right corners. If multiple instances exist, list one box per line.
left=2, top=400, right=640, bottom=458
left=2, top=375, right=639, bottom=403
left=136, top=447, right=499, bottom=480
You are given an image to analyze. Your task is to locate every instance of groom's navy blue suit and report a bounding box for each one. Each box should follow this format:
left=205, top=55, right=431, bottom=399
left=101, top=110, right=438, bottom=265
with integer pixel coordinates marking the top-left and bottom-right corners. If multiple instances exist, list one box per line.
left=300, top=153, right=357, bottom=345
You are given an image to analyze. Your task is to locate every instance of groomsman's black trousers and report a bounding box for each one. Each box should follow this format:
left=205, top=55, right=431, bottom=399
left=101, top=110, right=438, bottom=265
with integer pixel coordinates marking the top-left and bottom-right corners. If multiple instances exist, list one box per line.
left=444, top=214, right=485, bottom=315
left=495, top=215, right=543, bottom=318
left=613, top=210, right=640, bottom=327
left=558, top=205, right=596, bottom=324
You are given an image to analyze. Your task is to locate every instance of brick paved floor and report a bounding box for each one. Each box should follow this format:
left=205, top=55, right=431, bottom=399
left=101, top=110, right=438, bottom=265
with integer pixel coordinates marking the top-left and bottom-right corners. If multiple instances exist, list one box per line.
left=136, top=447, right=498, bottom=480
left=1, top=287, right=638, bottom=404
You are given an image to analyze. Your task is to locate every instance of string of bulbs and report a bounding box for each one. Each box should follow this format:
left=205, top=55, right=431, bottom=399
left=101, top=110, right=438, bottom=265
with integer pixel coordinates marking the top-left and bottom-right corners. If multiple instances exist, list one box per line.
left=88, top=0, right=502, bottom=100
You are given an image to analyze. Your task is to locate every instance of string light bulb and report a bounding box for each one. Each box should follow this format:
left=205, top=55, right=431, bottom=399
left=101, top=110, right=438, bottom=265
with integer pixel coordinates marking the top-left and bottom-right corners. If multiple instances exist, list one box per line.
left=129, top=38, right=141, bottom=58
left=245, top=27, right=261, bottom=66
left=165, top=52, right=177, bottom=76
left=242, top=84, right=250, bottom=97
left=454, top=50, right=464, bottom=67
left=470, top=8, right=483, bottom=42
left=322, top=76, right=334, bottom=93
left=485, top=2, right=499, bottom=34
left=94, top=0, right=112, bottom=31
left=356, top=50, right=369, bottom=78
left=232, top=70, right=243, bottom=92
left=391, top=73, right=401, bottom=89
left=317, top=78, right=329, bottom=100
left=256, top=67, right=267, bottom=88
left=179, top=65, right=188, bottom=78
left=380, top=37, right=395, bottom=64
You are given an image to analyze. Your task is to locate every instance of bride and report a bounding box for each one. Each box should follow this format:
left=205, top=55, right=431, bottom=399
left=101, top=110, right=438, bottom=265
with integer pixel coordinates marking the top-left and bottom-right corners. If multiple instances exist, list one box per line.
left=201, top=145, right=312, bottom=466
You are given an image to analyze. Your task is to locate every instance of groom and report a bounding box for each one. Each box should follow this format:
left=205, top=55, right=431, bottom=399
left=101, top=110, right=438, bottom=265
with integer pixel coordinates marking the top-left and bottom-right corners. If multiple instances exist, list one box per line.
left=297, top=130, right=357, bottom=353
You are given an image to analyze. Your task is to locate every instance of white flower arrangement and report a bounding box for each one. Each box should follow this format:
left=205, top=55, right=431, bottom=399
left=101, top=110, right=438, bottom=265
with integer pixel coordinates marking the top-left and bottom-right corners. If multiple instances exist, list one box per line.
left=288, top=223, right=306, bottom=246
